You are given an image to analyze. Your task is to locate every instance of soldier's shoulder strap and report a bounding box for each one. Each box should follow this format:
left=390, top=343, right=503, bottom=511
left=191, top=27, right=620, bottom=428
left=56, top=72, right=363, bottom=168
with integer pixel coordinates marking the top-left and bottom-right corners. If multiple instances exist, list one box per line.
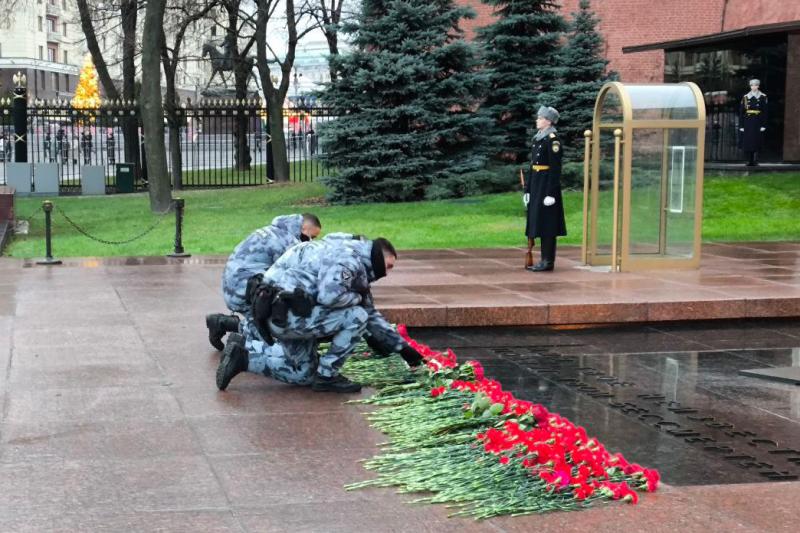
left=549, top=132, right=557, bottom=139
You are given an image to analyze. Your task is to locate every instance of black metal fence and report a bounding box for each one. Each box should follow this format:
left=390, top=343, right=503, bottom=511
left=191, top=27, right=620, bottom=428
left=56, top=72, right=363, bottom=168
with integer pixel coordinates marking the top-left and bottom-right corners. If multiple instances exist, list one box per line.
left=705, top=102, right=740, bottom=162
left=0, top=96, right=337, bottom=192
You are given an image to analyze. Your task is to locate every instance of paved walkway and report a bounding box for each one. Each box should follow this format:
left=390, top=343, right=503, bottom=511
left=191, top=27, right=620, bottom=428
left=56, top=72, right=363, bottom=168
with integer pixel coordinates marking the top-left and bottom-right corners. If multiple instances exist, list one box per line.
left=374, top=242, right=800, bottom=326
left=0, top=247, right=798, bottom=531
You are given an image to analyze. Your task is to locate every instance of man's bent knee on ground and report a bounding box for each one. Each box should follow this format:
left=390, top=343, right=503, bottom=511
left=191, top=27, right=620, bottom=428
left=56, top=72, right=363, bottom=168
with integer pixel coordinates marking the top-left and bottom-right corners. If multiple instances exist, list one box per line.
left=216, top=237, right=419, bottom=393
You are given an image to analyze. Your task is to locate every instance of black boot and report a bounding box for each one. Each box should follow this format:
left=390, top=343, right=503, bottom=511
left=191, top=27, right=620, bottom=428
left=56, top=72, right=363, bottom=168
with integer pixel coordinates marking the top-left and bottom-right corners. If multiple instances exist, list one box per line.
left=311, top=374, right=362, bottom=393
left=216, top=333, right=248, bottom=391
left=527, top=237, right=555, bottom=272
left=206, top=313, right=240, bottom=351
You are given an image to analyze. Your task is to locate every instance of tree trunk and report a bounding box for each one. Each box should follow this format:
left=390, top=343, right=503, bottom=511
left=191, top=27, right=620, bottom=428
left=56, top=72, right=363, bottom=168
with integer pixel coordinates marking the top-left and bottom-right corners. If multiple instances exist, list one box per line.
left=326, top=33, right=339, bottom=82
left=75, top=0, right=120, bottom=100
left=163, top=65, right=183, bottom=191
left=120, top=0, right=142, bottom=180
left=141, top=0, right=172, bottom=213
left=233, top=64, right=251, bottom=171
left=267, top=91, right=289, bottom=182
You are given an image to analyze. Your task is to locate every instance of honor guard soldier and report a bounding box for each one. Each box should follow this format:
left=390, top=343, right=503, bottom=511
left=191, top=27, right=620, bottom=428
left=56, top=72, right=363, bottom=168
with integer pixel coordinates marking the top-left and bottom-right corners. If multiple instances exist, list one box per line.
left=523, top=106, right=567, bottom=272
left=739, top=79, right=768, bottom=166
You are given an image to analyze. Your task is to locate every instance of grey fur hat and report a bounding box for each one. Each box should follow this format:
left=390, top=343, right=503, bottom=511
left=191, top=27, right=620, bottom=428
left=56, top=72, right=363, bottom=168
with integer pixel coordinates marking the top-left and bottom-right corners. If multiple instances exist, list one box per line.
left=537, top=106, right=560, bottom=124
left=749, top=79, right=761, bottom=86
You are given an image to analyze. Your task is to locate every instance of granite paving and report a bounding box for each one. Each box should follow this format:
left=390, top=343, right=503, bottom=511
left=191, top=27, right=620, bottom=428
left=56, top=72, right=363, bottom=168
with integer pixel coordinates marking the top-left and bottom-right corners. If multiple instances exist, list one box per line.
left=0, top=248, right=799, bottom=531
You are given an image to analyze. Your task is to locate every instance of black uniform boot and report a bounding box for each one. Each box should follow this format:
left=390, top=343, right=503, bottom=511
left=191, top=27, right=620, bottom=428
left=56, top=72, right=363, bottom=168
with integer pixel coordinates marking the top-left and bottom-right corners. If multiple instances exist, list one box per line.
left=311, top=374, right=362, bottom=393
left=216, top=333, right=248, bottom=391
left=206, top=313, right=240, bottom=351
left=527, top=237, right=556, bottom=272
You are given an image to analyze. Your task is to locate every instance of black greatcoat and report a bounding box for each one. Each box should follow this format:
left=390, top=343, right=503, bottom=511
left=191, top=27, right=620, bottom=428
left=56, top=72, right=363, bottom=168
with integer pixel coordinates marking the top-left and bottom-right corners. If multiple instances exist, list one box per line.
left=739, top=93, right=768, bottom=152
left=525, top=132, right=567, bottom=239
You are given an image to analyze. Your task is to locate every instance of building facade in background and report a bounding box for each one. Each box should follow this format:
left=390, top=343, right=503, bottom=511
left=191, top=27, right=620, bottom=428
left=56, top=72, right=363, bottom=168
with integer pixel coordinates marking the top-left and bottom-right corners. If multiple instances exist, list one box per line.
left=0, top=0, right=211, bottom=102
left=459, top=0, right=800, bottom=162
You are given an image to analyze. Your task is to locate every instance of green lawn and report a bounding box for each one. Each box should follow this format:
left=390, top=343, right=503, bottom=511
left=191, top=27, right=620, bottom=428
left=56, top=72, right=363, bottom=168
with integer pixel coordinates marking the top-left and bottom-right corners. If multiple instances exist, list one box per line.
left=6, top=173, right=798, bottom=258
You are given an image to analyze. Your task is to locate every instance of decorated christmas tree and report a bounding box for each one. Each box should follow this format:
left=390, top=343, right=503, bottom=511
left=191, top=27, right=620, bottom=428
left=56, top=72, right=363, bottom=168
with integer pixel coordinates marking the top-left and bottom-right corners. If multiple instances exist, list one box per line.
left=550, top=0, right=614, bottom=161
left=71, top=55, right=101, bottom=108
left=319, top=0, right=491, bottom=203
left=476, top=0, right=567, bottom=163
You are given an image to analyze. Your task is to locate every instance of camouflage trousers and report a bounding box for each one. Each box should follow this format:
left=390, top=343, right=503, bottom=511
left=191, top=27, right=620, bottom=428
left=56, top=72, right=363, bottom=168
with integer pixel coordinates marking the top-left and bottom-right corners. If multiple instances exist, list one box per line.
left=244, top=305, right=368, bottom=383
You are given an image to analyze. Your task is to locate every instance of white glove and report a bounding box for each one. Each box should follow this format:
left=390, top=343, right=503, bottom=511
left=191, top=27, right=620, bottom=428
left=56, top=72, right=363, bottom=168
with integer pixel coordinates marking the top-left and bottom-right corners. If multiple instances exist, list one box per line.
left=543, top=196, right=555, bottom=207
left=523, top=193, right=529, bottom=207
left=760, top=127, right=766, bottom=132
left=739, top=128, right=744, bottom=132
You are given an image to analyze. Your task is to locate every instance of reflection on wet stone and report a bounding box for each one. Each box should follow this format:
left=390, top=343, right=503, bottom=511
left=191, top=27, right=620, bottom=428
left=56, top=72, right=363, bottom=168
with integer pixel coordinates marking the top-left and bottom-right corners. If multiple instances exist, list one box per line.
left=413, top=321, right=800, bottom=486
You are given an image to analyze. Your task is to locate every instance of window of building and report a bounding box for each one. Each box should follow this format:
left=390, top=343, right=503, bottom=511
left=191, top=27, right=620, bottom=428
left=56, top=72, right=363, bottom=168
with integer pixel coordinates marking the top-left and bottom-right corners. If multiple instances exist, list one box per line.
left=62, top=22, right=67, bottom=37
left=38, top=46, right=44, bottom=60
left=38, top=16, right=43, bottom=31
left=63, top=50, right=68, bottom=64
left=64, top=73, right=69, bottom=91
left=47, top=44, right=57, bottom=62
left=61, top=0, right=66, bottom=8
left=53, top=72, right=59, bottom=92
left=40, top=70, right=46, bottom=89
left=210, top=25, right=217, bottom=37
left=47, top=16, right=57, bottom=33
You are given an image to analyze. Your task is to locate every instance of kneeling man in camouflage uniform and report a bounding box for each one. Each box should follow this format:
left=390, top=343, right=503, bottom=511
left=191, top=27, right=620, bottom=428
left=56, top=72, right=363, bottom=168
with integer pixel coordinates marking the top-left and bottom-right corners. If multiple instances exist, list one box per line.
left=205, top=213, right=322, bottom=350
left=216, top=237, right=423, bottom=393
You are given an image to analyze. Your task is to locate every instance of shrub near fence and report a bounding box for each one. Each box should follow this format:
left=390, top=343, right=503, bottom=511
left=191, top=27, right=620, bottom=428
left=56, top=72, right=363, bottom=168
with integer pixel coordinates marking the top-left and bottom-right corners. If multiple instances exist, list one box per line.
left=0, top=97, right=336, bottom=192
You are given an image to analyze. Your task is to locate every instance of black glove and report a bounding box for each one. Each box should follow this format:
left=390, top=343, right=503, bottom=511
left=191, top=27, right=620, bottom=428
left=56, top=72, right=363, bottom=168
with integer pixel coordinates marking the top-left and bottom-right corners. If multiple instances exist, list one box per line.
left=245, top=273, right=264, bottom=305
left=365, top=335, right=392, bottom=357
left=288, top=287, right=315, bottom=317
left=251, top=285, right=276, bottom=345
left=399, top=345, right=424, bottom=368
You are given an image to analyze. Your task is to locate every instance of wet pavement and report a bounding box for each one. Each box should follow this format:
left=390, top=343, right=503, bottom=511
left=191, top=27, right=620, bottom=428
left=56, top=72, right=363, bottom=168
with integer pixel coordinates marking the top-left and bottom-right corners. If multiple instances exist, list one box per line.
left=1, top=256, right=799, bottom=531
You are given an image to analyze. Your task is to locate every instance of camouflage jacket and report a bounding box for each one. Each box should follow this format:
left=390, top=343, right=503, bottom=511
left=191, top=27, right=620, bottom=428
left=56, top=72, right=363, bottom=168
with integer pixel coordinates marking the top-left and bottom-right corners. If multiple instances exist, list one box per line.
left=263, top=238, right=376, bottom=309
left=222, top=214, right=304, bottom=296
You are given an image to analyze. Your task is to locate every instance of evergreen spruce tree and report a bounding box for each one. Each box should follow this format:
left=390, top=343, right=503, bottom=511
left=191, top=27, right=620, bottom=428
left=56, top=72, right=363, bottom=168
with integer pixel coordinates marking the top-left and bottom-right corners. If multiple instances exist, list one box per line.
left=476, top=0, right=567, bottom=164
left=319, top=0, right=491, bottom=203
left=550, top=0, right=613, bottom=161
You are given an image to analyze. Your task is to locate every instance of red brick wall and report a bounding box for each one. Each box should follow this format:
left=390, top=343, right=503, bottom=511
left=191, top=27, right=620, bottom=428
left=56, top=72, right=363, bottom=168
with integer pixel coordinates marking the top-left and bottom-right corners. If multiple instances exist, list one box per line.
left=457, top=0, right=800, bottom=82
left=458, top=0, right=496, bottom=40
left=723, top=0, right=800, bottom=31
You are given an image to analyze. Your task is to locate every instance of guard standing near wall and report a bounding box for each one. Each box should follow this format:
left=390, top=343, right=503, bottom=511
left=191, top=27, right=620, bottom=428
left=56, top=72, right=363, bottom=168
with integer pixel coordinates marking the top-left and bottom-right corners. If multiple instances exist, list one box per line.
left=739, top=79, right=768, bottom=166
left=524, top=106, right=567, bottom=272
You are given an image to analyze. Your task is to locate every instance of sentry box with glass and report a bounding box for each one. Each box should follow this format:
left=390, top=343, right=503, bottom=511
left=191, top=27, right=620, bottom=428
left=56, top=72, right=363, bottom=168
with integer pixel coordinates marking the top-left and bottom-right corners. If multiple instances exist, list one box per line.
left=581, top=82, right=706, bottom=272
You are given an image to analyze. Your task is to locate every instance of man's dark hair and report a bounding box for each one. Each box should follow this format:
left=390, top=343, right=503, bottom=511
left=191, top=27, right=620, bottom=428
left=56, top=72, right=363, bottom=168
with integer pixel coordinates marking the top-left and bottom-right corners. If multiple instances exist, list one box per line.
left=302, top=213, right=321, bottom=228
left=373, top=237, right=397, bottom=258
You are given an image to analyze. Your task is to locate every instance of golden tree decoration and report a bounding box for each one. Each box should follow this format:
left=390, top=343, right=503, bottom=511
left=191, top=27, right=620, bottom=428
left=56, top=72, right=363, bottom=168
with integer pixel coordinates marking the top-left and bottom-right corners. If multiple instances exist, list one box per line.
left=71, top=55, right=101, bottom=108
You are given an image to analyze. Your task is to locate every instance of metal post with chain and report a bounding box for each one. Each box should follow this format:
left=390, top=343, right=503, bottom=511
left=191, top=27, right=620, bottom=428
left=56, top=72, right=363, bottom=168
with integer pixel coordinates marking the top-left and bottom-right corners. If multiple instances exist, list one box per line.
left=34, top=201, right=174, bottom=265
left=167, top=197, right=190, bottom=258
left=36, top=201, right=61, bottom=265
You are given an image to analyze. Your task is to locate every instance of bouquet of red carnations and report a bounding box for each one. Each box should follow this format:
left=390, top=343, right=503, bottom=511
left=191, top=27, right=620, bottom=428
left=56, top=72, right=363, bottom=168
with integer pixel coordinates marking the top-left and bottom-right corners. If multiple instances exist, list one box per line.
left=342, top=325, right=660, bottom=519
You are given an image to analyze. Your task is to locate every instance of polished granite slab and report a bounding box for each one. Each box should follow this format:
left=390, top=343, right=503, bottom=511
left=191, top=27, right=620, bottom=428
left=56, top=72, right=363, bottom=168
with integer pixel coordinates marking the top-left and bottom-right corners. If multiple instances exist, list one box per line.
left=10, top=241, right=799, bottom=327
left=1, top=255, right=800, bottom=531
left=413, top=321, right=800, bottom=488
